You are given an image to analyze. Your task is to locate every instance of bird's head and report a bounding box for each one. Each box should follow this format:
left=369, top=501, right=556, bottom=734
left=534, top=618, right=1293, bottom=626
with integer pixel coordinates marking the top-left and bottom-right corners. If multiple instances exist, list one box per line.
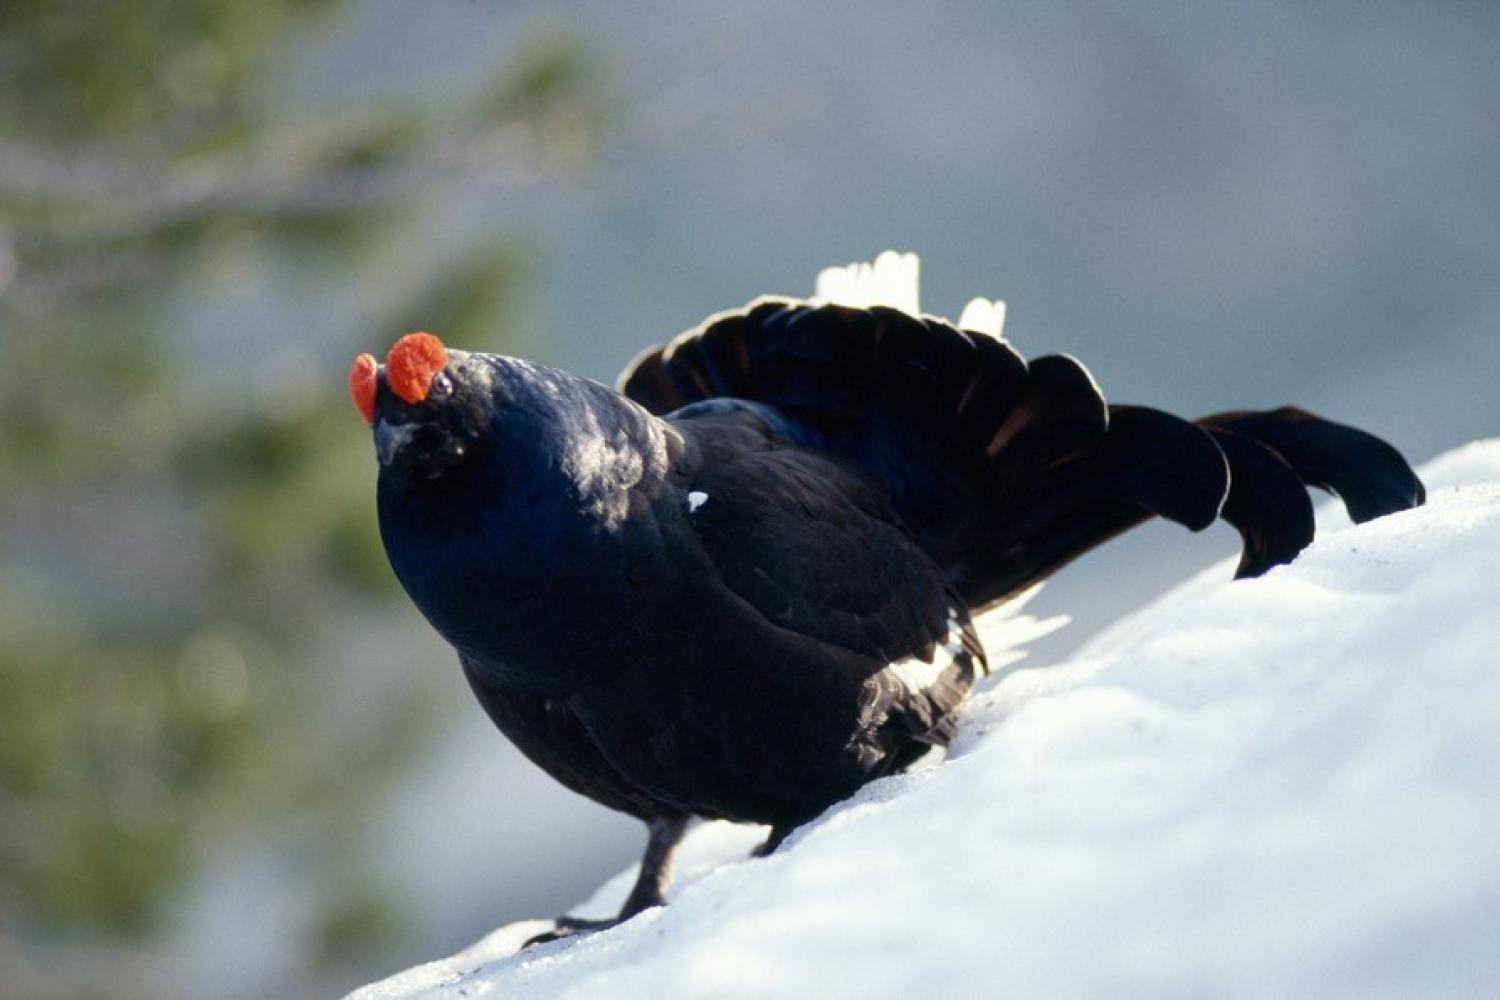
left=350, top=332, right=493, bottom=481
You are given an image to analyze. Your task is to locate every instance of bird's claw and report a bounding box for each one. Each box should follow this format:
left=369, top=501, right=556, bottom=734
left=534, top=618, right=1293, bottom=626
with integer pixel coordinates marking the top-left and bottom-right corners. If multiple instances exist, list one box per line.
left=522, top=915, right=619, bottom=948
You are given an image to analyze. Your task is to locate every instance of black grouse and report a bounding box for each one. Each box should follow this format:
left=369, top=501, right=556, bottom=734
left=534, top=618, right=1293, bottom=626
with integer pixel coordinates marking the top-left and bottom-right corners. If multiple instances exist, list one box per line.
left=352, top=257, right=1424, bottom=944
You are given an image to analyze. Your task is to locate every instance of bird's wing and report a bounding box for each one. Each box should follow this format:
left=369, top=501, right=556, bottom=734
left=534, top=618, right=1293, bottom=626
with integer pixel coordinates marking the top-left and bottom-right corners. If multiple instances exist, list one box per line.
left=459, top=654, right=682, bottom=820
left=678, top=422, right=985, bottom=750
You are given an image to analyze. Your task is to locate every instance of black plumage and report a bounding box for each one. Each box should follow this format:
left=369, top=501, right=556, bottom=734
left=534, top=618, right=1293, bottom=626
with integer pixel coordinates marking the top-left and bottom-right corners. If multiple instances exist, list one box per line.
left=358, top=297, right=1424, bottom=943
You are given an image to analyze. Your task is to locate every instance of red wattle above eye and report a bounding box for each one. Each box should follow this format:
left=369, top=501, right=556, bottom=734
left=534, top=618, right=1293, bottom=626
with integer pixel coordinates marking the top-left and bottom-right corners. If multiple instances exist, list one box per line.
left=386, top=332, right=448, bottom=405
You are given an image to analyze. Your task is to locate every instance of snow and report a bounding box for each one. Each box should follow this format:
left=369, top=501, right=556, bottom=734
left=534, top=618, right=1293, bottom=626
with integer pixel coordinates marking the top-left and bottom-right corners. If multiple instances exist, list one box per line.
left=353, top=440, right=1500, bottom=999
left=974, top=581, right=1068, bottom=674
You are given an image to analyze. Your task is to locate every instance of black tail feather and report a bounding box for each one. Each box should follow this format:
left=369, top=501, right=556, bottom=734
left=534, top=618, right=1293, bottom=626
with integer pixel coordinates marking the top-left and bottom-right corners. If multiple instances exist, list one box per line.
left=989, top=406, right=1228, bottom=548
left=962, top=405, right=1229, bottom=606
left=1199, top=408, right=1427, bottom=523
left=982, top=355, right=1107, bottom=478
left=1202, top=426, right=1317, bottom=578
left=618, top=300, right=1425, bottom=608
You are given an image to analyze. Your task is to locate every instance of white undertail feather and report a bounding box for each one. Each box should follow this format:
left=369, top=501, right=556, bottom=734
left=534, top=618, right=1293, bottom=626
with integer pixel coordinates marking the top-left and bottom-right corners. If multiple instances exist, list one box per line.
left=957, top=296, right=1007, bottom=339
left=976, top=583, right=1069, bottom=674
left=813, top=251, right=1007, bottom=339
left=887, top=607, right=968, bottom=696
left=814, top=250, right=921, bottom=316
left=887, top=646, right=958, bottom=696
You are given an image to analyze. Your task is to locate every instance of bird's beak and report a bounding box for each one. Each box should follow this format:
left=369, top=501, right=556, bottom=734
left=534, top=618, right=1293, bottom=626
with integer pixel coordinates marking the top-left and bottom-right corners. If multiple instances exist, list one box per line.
left=375, top=419, right=417, bottom=467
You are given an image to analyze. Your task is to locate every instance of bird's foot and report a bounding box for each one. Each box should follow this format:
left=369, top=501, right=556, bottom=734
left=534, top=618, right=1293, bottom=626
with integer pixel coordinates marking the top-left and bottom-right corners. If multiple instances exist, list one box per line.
left=752, top=823, right=798, bottom=858
left=522, top=915, right=622, bottom=948
left=522, top=816, right=686, bottom=949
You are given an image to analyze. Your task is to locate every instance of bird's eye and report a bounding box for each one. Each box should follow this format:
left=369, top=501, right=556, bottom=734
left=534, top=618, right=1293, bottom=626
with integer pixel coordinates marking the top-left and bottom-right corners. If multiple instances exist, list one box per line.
left=429, top=372, right=454, bottom=399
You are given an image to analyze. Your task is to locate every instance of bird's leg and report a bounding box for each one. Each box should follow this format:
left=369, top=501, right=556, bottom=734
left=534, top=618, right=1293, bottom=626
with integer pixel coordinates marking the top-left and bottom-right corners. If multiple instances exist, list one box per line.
left=616, top=814, right=690, bottom=918
left=524, top=815, right=689, bottom=947
left=752, top=823, right=797, bottom=858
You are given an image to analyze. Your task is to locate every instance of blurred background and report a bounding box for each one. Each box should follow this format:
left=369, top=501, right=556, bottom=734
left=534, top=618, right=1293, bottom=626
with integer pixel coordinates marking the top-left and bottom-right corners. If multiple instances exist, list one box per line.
left=2, top=1, right=1496, bottom=996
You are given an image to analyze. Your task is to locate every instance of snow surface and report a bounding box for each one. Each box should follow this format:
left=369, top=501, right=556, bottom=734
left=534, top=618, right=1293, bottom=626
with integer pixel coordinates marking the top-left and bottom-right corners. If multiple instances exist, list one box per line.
left=353, top=440, right=1500, bottom=999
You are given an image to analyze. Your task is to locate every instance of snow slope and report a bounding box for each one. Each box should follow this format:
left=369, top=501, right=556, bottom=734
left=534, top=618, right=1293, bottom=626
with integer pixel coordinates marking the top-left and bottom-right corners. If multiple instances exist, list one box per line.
left=354, top=440, right=1500, bottom=999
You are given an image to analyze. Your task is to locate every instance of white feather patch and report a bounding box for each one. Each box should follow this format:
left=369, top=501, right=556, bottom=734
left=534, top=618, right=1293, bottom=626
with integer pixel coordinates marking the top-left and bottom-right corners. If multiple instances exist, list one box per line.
left=686, top=491, right=709, bottom=513
left=887, top=643, right=959, bottom=695
left=814, top=250, right=921, bottom=315
left=888, top=606, right=966, bottom=695
left=811, top=252, right=1009, bottom=342
left=957, top=297, right=1007, bottom=339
